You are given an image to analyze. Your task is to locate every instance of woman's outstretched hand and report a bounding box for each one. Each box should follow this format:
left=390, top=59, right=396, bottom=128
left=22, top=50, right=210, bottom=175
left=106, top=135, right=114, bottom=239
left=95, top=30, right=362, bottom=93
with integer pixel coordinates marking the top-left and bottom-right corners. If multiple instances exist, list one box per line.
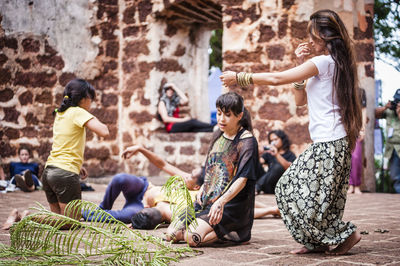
left=295, top=42, right=311, bottom=65
left=220, top=71, right=237, bottom=87
left=122, top=145, right=140, bottom=159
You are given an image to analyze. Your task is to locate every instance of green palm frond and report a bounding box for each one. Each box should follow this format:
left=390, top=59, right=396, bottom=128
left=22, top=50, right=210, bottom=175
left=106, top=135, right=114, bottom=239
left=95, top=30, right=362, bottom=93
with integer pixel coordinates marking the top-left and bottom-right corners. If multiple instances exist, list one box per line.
left=162, top=175, right=198, bottom=231
left=0, top=200, right=197, bottom=265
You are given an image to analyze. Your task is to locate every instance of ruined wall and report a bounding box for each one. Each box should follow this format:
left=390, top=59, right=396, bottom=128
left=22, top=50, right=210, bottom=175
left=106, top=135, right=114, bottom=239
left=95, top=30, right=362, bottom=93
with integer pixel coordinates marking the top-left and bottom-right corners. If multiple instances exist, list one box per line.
left=220, top=0, right=375, bottom=191
left=0, top=0, right=375, bottom=189
left=0, top=0, right=214, bottom=178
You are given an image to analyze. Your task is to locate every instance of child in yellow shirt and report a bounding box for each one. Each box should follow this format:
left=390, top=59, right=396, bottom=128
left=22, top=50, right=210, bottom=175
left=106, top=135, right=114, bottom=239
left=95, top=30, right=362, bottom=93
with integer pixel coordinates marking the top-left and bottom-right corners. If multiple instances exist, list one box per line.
left=42, top=79, right=109, bottom=219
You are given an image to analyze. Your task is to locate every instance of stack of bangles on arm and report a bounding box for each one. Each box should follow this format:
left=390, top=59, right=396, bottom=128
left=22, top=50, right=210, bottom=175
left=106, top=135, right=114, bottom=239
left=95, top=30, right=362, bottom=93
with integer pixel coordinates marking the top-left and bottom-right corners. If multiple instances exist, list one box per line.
left=293, top=80, right=305, bottom=90
left=236, top=72, right=253, bottom=87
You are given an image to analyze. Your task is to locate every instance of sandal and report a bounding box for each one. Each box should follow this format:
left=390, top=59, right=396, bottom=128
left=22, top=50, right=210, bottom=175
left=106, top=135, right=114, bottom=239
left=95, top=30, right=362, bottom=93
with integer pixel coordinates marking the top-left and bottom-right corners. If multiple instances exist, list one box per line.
left=14, top=174, right=30, bottom=192
left=24, top=170, right=34, bottom=188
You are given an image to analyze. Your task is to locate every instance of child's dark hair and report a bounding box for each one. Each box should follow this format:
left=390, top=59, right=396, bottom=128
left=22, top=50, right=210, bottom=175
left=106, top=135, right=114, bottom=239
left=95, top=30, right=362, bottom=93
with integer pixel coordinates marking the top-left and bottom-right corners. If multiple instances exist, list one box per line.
left=131, top=208, right=163, bottom=230
left=54, top=79, right=96, bottom=115
left=18, top=146, right=31, bottom=156
left=268, top=130, right=291, bottom=152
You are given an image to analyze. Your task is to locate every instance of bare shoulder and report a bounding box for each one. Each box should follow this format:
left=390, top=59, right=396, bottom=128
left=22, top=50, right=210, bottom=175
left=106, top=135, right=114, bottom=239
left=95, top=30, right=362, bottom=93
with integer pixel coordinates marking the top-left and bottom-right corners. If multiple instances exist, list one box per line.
left=239, top=130, right=253, bottom=139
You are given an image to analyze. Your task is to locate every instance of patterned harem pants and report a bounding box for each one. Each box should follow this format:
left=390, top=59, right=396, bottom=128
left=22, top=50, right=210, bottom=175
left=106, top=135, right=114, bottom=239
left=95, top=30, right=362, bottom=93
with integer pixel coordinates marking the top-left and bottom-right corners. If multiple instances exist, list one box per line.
left=275, top=137, right=356, bottom=250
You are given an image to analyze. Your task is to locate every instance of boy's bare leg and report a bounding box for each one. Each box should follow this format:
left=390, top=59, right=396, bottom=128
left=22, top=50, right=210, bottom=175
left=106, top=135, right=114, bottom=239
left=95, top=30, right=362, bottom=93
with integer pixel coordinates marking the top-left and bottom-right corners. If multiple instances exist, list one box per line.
left=49, top=202, right=62, bottom=214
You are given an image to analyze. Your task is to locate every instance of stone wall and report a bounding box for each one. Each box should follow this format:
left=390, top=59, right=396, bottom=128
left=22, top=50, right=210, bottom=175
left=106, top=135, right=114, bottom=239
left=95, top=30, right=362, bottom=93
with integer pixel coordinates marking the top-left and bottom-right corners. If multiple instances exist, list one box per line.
left=0, top=0, right=217, bottom=178
left=220, top=0, right=375, bottom=191
left=0, top=0, right=375, bottom=190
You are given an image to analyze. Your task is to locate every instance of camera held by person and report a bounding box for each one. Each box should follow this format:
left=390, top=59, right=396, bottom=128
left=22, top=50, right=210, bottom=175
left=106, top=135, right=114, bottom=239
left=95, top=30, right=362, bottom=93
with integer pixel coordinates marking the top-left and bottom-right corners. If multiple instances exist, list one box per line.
left=389, top=88, right=400, bottom=111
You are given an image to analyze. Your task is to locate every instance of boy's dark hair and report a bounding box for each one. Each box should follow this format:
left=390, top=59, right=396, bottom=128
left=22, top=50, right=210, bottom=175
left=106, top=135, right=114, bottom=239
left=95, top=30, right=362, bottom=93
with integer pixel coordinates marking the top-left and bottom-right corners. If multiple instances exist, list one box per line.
left=18, top=146, right=31, bottom=156
left=131, top=208, right=163, bottom=230
left=54, top=79, right=96, bottom=115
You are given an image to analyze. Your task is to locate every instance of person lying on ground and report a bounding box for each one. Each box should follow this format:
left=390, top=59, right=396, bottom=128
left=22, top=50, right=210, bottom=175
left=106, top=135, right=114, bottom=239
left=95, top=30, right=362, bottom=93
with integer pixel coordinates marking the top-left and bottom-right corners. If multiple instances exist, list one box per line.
left=83, top=143, right=280, bottom=228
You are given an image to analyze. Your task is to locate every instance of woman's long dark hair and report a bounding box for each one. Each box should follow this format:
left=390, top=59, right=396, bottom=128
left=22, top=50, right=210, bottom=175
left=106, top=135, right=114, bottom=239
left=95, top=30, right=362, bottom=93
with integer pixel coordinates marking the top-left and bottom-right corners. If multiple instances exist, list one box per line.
left=308, top=9, right=362, bottom=151
left=268, top=130, right=291, bottom=152
left=207, top=92, right=253, bottom=153
left=54, top=79, right=96, bottom=115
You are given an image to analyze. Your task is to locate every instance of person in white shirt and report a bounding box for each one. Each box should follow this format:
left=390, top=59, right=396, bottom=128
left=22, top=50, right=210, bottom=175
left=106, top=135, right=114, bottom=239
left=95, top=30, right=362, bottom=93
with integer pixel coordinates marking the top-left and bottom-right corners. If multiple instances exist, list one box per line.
left=220, top=9, right=362, bottom=256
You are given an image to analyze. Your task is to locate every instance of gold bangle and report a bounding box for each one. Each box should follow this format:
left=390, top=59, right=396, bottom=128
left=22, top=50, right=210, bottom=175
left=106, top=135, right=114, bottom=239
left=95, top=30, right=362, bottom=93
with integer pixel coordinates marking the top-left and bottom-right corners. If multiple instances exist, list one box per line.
left=237, top=72, right=253, bottom=88
left=293, top=80, right=305, bottom=90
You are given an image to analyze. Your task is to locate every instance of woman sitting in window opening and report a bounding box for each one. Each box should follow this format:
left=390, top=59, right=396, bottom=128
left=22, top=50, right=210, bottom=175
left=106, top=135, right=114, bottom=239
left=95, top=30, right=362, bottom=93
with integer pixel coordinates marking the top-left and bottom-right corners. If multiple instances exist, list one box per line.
left=157, top=83, right=214, bottom=133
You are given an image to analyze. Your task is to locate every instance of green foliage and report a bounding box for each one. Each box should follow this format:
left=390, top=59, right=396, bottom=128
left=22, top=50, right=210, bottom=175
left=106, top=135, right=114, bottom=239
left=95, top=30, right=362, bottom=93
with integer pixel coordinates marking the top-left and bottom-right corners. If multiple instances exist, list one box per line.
left=162, top=175, right=198, bottom=231
left=209, top=29, right=223, bottom=70
left=374, top=0, right=400, bottom=71
left=0, top=200, right=197, bottom=265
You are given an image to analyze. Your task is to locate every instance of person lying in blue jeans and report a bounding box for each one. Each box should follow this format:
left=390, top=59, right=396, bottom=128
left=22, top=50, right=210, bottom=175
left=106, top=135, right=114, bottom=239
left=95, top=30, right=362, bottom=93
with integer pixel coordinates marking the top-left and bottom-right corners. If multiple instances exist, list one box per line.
left=83, top=145, right=280, bottom=227
left=82, top=145, right=204, bottom=224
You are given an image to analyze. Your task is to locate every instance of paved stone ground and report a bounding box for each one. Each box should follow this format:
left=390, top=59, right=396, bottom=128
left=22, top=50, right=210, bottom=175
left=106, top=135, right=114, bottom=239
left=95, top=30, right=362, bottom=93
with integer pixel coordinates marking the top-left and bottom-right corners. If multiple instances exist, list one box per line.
left=1, top=177, right=400, bottom=265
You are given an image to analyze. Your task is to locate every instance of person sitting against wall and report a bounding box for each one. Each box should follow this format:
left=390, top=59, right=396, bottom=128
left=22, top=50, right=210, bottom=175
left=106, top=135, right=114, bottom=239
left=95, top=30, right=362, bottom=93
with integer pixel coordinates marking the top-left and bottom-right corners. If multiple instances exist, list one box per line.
left=256, top=130, right=296, bottom=194
left=9, top=146, right=42, bottom=192
left=157, top=83, right=214, bottom=133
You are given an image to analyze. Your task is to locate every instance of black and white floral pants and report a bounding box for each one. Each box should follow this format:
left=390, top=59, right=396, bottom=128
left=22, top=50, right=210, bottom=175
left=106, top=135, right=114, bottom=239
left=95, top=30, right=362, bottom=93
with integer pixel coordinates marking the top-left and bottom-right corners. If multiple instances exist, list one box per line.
left=275, top=137, right=356, bottom=250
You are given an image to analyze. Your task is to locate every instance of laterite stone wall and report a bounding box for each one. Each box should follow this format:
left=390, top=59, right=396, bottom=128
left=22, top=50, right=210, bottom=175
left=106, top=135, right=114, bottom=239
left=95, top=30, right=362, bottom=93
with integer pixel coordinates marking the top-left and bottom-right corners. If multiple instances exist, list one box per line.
left=0, top=0, right=375, bottom=190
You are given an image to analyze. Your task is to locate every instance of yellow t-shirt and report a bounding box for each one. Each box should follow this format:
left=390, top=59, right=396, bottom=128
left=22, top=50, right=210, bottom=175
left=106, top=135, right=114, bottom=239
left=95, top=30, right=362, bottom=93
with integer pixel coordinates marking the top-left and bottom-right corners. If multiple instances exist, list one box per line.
left=45, top=107, right=94, bottom=174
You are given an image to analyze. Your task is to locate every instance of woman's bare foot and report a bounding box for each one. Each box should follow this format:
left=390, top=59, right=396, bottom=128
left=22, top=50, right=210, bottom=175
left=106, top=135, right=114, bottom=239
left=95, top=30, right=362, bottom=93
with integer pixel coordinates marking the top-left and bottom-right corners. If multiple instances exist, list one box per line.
left=290, top=245, right=329, bottom=254
left=354, top=186, right=362, bottom=195
left=165, top=228, right=185, bottom=243
left=326, top=231, right=361, bottom=255
left=347, top=185, right=354, bottom=194
left=272, top=207, right=281, bottom=218
left=2, top=209, right=21, bottom=230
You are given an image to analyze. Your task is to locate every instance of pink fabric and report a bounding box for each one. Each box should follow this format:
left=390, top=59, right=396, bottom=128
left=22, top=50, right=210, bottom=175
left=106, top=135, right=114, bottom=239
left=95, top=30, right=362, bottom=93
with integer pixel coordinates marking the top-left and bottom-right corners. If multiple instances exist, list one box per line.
left=349, top=139, right=363, bottom=186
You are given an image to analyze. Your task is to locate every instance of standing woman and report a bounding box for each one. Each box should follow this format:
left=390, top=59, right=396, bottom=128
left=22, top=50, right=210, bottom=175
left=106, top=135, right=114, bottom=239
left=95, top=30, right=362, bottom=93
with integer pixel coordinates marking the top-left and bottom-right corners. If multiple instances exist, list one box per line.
left=166, top=92, right=259, bottom=246
left=221, top=9, right=362, bottom=255
left=42, top=79, right=109, bottom=219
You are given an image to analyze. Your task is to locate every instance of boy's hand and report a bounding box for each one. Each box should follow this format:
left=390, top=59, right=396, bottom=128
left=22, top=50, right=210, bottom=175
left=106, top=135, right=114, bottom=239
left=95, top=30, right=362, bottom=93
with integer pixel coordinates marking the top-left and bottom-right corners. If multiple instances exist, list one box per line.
left=80, top=167, right=88, bottom=180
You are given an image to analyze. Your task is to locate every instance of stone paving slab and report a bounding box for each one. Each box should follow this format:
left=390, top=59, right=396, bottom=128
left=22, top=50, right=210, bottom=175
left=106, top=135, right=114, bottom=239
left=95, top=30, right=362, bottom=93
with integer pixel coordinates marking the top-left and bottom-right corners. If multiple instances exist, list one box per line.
left=1, top=178, right=400, bottom=265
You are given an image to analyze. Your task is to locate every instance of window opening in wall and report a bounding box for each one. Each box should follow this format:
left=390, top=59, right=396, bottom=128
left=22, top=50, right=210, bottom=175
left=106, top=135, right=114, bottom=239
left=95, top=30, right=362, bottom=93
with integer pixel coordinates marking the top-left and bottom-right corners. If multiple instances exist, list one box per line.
left=208, top=28, right=223, bottom=124
left=157, top=0, right=222, bottom=129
